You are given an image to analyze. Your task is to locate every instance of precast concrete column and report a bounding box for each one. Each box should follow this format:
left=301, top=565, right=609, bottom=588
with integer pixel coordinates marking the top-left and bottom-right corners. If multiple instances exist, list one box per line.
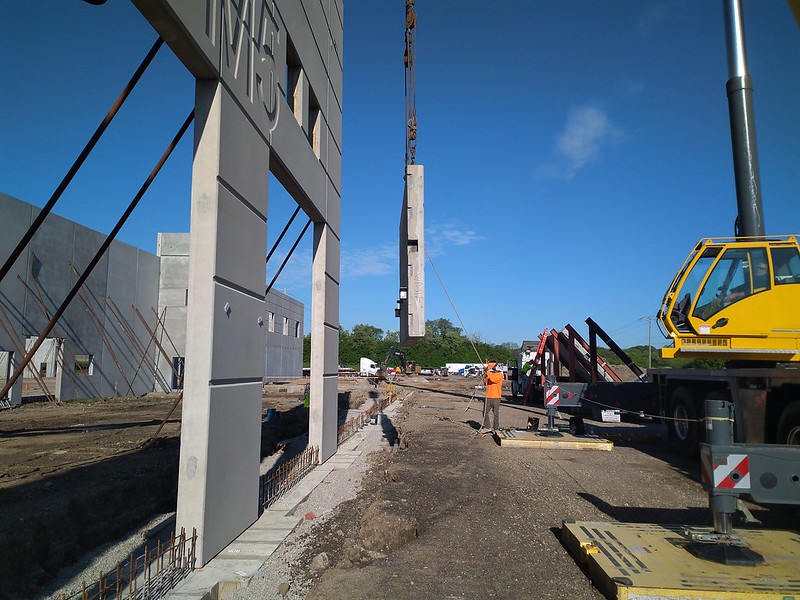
left=176, top=80, right=270, bottom=566
left=309, top=221, right=340, bottom=462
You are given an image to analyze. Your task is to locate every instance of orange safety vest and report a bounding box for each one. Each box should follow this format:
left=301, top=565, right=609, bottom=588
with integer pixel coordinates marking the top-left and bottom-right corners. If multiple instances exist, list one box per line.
left=484, top=370, right=504, bottom=399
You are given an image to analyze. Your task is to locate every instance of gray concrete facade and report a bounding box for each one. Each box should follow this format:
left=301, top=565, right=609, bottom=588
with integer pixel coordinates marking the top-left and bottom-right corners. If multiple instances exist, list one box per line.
left=265, top=288, right=304, bottom=383
left=0, top=192, right=160, bottom=404
left=132, top=0, right=342, bottom=564
left=399, top=165, right=425, bottom=344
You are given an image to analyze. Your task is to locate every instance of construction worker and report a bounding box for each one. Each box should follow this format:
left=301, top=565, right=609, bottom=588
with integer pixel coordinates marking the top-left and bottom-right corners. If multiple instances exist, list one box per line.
left=480, top=360, right=504, bottom=434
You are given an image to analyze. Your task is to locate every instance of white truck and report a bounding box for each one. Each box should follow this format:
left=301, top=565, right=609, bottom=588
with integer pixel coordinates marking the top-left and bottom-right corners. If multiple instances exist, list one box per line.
left=359, top=357, right=379, bottom=377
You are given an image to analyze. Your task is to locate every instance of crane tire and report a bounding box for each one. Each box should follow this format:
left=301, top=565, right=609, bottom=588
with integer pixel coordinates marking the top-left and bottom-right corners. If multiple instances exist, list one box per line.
left=777, top=401, right=800, bottom=445
left=670, top=387, right=700, bottom=458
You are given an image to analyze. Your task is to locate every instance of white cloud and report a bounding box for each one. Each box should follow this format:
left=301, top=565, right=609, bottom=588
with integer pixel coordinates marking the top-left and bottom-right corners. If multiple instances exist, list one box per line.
left=426, top=222, right=485, bottom=256
left=538, top=105, right=622, bottom=181
left=637, top=4, right=670, bottom=36
left=341, top=244, right=396, bottom=277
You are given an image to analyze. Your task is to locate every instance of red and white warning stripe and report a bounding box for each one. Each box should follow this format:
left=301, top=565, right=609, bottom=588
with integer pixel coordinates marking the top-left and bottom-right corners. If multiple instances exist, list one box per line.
left=705, top=453, right=751, bottom=490
left=545, top=385, right=560, bottom=406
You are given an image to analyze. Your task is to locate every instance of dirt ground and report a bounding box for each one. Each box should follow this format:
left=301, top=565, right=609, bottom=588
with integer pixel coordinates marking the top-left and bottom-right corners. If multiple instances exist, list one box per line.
left=261, top=376, right=800, bottom=600
left=0, top=379, right=373, bottom=599
left=3, top=375, right=799, bottom=599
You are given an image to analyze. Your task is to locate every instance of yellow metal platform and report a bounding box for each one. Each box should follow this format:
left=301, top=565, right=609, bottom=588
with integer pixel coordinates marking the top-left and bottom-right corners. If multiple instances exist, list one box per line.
left=497, top=429, right=614, bottom=450
left=562, top=520, right=800, bottom=599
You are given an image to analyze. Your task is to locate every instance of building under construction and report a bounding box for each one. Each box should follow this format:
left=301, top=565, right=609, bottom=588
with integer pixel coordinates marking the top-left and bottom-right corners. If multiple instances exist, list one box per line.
left=0, top=192, right=303, bottom=406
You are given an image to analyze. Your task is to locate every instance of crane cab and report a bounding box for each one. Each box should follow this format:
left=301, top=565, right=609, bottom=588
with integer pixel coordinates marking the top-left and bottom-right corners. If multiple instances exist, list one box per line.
left=658, top=236, right=800, bottom=362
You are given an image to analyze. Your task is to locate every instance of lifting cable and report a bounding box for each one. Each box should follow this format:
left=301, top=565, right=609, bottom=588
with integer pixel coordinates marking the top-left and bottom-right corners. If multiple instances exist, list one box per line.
left=0, top=110, right=195, bottom=402
left=0, top=37, right=165, bottom=286
left=406, top=4, right=481, bottom=369
left=404, top=0, right=418, bottom=167
left=424, top=247, right=485, bottom=367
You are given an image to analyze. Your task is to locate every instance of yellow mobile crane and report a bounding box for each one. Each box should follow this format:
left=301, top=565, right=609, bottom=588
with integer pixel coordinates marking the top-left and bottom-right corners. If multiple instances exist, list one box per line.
left=549, top=2, right=800, bottom=461
left=648, top=1, right=800, bottom=458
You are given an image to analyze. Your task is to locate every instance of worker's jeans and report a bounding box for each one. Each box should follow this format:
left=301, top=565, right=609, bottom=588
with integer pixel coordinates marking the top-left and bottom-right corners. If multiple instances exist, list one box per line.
left=483, top=398, right=501, bottom=430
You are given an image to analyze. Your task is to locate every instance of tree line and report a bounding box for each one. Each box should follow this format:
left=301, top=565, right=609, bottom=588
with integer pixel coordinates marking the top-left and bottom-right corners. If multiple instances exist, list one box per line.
left=303, top=319, right=723, bottom=371
left=303, top=318, right=518, bottom=369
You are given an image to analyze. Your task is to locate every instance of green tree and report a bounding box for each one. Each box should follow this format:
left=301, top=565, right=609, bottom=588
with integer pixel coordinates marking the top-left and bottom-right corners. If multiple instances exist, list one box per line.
left=426, top=318, right=461, bottom=339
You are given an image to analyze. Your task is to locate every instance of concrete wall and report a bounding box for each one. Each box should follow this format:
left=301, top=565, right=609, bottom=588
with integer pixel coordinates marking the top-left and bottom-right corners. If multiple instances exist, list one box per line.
left=0, top=192, right=160, bottom=404
left=155, top=233, right=190, bottom=391
left=156, top=232, right=303, bottom=389
left=265, top=288, right=304, bottom=382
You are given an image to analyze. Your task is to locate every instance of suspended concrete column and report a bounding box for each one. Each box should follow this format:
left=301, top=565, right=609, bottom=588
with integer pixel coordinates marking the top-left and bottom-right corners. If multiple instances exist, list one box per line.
left=399, top=164, right=425, bottom=344
left=176, top=80, right=269, bottom=565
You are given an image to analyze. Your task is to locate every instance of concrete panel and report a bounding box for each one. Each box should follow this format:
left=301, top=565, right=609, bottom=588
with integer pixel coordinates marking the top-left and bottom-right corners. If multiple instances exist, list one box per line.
left=158, top=232, right=190, bottom=256
left=325, top=180, right=341, bottom=239
left=160, top=256, right=191, bottom=290
left=179, top=381, right=262, bottom=563
left=326, top=81, right=342, bottom=163
left=0, top=194, right=33, bottom=333
left=279, top=2, right=327, bottom=98
left=324, top=0, right=343, bottom=70
left=324, top=227, right=340, bottom=284
left=324, top=124, right=342, bottom=196
left=272, top=8, right=289, bottom=100
left=399, top=165, right=425, bottom=344
left=215, top=188, right=268, bottom=293
left=325, top=45, right=343, bottom=122
left=0, top=193, right=162, bottom=402
left=159, top=288, right=188, bottom=308
left=319, top=373, right=338, bottom=459
left=323, top=275, right=339, bottom=330
left=210, top=284, right=266, bottom=381
left=323, top=323, right=338, bottom=374
left=219, top=90, right=270, bottom=217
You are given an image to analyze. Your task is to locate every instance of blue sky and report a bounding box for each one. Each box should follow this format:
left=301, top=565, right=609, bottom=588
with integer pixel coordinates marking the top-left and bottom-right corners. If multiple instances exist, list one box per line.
left=2, top=2, right=798, bottom=349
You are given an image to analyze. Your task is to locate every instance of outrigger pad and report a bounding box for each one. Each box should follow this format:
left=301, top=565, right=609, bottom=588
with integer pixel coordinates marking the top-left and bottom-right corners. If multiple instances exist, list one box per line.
left=686, top=542, right=765, bottom=567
